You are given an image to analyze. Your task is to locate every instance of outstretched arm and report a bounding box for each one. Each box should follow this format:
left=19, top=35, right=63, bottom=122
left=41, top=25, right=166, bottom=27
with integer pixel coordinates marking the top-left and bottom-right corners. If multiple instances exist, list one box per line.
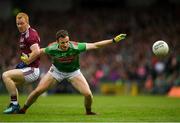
left=86, top=34, right=126, bottom=50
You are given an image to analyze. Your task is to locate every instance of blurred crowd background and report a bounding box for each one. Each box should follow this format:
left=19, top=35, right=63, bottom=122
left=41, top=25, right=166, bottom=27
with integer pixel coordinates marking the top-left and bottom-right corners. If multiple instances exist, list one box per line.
left=0, top=0, right=180, bottom=95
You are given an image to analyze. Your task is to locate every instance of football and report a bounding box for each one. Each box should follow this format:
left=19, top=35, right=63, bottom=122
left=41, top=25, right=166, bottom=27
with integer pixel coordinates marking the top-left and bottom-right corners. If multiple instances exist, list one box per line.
left=152, top=40, right=169, bottom=57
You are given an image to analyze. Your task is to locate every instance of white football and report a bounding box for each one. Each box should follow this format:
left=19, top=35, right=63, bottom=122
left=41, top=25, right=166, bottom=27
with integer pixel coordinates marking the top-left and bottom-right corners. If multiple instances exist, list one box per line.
left=152, top=40, right=169, bottom=56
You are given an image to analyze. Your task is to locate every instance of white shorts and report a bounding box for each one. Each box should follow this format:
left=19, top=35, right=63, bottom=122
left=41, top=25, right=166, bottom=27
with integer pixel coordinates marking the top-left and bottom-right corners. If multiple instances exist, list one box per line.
left=20, top=67, right=40, bottom=83
left=48, top=65, right=81, bottom=82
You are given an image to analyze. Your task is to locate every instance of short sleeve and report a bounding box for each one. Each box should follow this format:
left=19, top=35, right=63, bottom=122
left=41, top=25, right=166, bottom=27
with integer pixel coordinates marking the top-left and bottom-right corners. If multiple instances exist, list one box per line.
left=44, top=43, right=58, bottom=55
left=28, top=33, right=40, bottom=47
left=78, top=43, right=86, bottom=52
left=44, top=46, right=51, bottom=55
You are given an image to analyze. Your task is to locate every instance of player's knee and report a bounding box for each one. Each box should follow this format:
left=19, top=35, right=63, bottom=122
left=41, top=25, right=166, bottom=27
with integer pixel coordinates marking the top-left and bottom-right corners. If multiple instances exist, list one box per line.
left=2, top=72, right=9, bottom=81
left=84, top=92, right=93, bottom=98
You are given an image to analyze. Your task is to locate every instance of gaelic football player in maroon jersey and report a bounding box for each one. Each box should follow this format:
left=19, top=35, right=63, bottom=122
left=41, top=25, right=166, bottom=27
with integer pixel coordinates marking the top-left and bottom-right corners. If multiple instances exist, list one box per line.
left=2, top=12, right=41, bottom=114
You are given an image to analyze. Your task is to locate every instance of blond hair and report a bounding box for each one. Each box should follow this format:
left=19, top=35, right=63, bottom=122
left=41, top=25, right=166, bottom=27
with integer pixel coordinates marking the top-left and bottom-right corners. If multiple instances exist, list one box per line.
left=16, top=12, right=29, bottom=24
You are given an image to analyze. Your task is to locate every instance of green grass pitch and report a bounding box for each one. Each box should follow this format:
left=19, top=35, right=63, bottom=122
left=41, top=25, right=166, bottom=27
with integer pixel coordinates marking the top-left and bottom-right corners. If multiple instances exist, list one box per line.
left=0, top=94, right=180, bottom=122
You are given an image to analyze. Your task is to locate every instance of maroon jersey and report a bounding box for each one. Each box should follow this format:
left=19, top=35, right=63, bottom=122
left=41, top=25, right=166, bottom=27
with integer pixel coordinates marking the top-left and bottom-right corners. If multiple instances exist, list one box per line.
left=19, top=27, right=40, bottom=68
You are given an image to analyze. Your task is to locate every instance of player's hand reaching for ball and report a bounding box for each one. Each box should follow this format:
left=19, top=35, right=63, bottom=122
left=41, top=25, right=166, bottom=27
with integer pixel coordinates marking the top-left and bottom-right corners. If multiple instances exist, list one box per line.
left=21, top=53, right=29, bottom=64
left=113, top=34, right=127, bottom=43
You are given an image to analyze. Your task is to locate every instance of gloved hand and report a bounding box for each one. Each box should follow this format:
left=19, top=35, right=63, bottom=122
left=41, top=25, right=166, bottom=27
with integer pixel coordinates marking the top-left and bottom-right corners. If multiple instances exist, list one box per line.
left=15, top=62, right=28, bottom=69
left=21, top=53, right=29, bottom=64
left=113, top=34, right=127, bottom=43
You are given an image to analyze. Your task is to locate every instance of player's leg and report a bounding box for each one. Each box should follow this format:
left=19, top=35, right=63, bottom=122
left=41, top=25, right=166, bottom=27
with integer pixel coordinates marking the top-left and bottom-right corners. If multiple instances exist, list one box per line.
left=2, top=69, right=25, bottom=114
left=19, top=72, right=57, bottom=114
left=69, top=72, right=96, bottom=115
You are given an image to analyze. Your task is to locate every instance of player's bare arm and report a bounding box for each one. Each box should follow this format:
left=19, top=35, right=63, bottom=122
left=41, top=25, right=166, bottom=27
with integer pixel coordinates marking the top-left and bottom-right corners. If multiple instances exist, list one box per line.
left=21, top=43, right=40, bottom=64
left=40, top=48, right=45, bottom=54
left=86, top=34, right=126, bottom=50
left=28, top=44, right=40, bottom=64
left=39, top=48, right=46, bottom=56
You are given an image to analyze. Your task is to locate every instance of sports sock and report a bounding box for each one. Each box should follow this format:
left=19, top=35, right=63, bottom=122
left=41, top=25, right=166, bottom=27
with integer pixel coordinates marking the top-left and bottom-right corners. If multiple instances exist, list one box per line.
left=85, top=108, right=97, bottom=115
left=86, top=107, right=91, bottom=113
left=11, top=95, right=18, bottom=105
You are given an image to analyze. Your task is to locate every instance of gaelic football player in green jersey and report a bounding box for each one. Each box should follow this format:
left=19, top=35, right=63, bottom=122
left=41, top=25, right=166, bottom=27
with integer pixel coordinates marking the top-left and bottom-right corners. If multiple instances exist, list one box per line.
left=19, top=30, right=126, bottom=115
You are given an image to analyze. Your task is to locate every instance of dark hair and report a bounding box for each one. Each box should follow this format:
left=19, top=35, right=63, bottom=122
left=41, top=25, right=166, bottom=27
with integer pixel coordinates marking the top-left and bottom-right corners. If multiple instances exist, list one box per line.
left=56, top=30, right=69, bottom=40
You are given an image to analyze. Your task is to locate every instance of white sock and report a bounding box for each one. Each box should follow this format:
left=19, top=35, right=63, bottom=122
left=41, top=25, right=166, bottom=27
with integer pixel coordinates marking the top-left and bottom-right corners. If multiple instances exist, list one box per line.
left=11, top=101, right=18, bottom=105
